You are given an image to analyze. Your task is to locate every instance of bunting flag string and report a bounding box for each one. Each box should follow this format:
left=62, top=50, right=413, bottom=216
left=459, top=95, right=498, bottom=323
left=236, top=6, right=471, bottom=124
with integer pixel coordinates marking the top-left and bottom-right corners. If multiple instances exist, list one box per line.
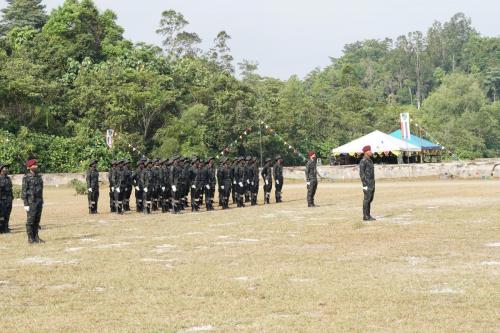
left=413, top=122, right=462, bottom=161
left=108, top=130, right=147, bottom=158
left=217, top=121, right=306, bottom=161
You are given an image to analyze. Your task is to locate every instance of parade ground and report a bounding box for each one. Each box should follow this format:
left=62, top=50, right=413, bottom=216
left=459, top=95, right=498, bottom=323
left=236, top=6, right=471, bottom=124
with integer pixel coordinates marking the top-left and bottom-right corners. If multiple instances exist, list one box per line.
left=1, top=180, right=499, bottom=332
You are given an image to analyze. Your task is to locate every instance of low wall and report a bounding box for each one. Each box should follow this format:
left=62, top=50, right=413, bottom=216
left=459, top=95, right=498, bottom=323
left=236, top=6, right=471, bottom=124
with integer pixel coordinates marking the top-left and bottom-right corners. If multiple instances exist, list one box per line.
left=9, top=158, right=500, bottom=186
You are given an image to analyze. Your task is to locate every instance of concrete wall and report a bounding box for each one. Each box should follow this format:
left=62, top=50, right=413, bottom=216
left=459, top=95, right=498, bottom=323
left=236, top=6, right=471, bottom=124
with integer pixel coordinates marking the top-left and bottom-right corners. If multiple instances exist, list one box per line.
left=9, top=158, right=500, bottom=186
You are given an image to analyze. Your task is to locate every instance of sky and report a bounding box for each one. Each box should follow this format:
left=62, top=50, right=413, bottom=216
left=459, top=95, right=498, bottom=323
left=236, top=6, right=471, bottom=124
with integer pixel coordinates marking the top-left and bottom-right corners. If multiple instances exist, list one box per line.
left=0, top=0, right=498, bottom=79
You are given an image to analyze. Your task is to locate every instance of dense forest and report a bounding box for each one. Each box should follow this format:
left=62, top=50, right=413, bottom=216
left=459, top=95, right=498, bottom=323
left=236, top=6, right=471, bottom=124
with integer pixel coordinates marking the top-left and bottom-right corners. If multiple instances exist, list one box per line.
left=0, top=0, right=499, bottom=172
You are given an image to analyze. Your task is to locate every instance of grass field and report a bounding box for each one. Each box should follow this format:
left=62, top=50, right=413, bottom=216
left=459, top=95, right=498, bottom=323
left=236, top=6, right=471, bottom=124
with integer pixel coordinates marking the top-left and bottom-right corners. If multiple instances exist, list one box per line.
left=0, top=180, right=499, bottom=332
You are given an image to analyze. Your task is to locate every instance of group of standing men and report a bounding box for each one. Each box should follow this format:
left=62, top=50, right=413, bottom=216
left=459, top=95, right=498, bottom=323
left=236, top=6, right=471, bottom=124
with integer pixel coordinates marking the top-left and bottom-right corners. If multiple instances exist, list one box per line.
left=89, top=155, right=286, bottom=215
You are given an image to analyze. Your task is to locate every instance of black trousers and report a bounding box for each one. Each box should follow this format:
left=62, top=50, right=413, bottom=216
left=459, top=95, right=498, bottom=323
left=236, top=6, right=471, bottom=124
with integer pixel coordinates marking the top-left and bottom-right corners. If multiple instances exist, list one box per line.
left=363, top=187, right=375, bottom=218
left=87, top=189, right=99, bottom=213
left=307, top=179, right=318, bottom=205
left=275, top=178, right=283, bottom=200
left=0, top=199, right=12, bottom=232
left=26, top=200, right=43, bottom=240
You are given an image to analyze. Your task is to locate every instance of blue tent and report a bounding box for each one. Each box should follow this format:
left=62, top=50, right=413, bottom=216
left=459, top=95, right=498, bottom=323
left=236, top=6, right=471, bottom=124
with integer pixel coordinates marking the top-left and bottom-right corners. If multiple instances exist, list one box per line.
left=389, top=130, right=442, bottom=150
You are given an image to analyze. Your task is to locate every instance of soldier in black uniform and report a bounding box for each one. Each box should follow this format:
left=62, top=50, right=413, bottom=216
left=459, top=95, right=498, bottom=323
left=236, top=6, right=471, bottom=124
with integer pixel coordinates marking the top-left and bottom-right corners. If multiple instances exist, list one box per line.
left=205, top=157, right=216, bottom=211
left=133, top=159, right=145, bottom=212
left=217, top=158, right=230, bottom=209
left=273, top=155, right=284, bottom=203
left=305, top=152, right=320, bottom=207
left=141, top=160, right=154, bottom=214
left=244, top=156, right=252, bottom=202
left=0, top=163, right=13, bottom=234
left=22, top=159, right=44, bottom=244
left=122, top=160, right=133, bottom=212
left=251, top=157, right=259, bottom=206
left=113, top=160, right=125, bottom=214
left=261, top=158, right=273, bottom=204
left=86, top=160, right=99, bottom=214
left=188, top=157, right=200, bottom=212
left=182, top=157, right=191, bottom=210
left=108, top=161, right=116, bottom=213
left=235, top=157, right=246, bottom=207
left=230, top=158, right=238, bottom=204
left=159, top=159, right=169, bottom=213
left=170, top=157, right=183, bottom=214
left=359, top=145, right=376, bottom=221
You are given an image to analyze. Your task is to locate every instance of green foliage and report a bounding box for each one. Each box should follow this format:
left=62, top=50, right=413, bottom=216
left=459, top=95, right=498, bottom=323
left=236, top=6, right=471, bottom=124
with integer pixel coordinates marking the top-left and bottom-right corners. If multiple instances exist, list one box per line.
left=70, top=179, right=87, bottom=195
left=0, top=4, right=499, bottom=169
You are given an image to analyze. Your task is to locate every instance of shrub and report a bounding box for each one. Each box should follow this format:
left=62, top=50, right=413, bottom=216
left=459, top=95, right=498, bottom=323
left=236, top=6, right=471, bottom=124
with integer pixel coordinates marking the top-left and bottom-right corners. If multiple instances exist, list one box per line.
left=70, top=179, right=87, bottom=196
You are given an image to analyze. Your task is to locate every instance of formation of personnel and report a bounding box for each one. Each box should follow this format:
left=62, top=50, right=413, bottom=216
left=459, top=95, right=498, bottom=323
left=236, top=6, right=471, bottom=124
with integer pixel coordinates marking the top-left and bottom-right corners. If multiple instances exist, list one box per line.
left=99, top=155, right=286, bottom=215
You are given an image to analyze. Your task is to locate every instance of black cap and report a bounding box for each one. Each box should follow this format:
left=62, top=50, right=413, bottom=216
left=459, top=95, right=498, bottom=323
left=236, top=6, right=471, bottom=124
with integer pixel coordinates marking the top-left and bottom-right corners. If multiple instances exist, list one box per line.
left=265, top=157, right=272, bottom=163
left=89, top=160, right=98, bottom=166
left=207, top=156, right=214, bottom=162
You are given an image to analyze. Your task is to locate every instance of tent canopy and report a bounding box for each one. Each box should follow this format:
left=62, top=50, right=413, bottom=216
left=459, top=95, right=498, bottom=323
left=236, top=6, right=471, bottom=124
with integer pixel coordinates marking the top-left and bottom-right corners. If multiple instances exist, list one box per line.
left=389, top=130, right=443, bottom=150
left=331, top=130, right=421, bottom=156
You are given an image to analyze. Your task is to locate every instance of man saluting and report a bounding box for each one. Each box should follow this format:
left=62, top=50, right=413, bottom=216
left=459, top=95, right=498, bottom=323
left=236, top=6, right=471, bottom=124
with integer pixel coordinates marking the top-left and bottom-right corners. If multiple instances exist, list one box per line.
left=359, top=145, right=376, bottom=221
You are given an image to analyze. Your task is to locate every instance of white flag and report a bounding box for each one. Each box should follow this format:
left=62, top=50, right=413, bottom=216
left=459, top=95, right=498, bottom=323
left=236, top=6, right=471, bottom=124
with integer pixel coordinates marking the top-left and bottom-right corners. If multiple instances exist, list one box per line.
left=400, top=113, right=411, bottom=140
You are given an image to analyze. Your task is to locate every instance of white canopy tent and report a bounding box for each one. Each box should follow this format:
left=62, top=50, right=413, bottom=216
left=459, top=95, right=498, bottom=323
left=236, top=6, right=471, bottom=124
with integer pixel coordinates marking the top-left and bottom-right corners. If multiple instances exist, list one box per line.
left=331, top=130, right=421, bottom=156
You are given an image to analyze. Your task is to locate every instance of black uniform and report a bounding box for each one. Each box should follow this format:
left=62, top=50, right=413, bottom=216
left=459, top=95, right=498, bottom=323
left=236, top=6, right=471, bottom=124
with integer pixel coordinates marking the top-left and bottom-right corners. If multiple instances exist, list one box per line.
left=273, top=161, right=284, bottom=203
left=160, top=161, right=171, bottom=213
left=230, top=161, right=237, bottom=204
left=22, top=171, right=44, bottom=243
left=205, top=160, right=216, bottom=211
left=235, top=160, right=246, bottom=207
left=261, top=160, right=273, bottom=204
left=170, top=160, right=183, bottom=213
left=217, top=161, right=232, bottom=209
left=181, top=160, right=190, bottom=209
left=244, top=158, right=252, bottom=202
left=133, top=163, right=145, bottom=212
left=86, top=165, right=99, bottom=214
left=123, top=163, right=133, bottom=211
left=113, top=163, right=125, bottom=214
left=0, top=167, right=13, bottom=233
left=251, top=159, right=259, bottom=205
left=151, top=162, right=161, bottom=211
left=141, top=163, right=154, bottom=214
left=189, top=161, right=201, bottom=211
left=108, top=164, right=116, bottom=212
left=359, top=155, right=376, bottom=220
left=305, top=158, right=318, bottom=207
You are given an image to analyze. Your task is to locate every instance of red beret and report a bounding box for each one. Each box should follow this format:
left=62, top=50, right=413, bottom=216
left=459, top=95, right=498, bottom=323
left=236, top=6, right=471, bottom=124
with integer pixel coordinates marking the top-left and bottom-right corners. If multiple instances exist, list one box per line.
left=308, top=151, right=316, bottom=158
left=26, top=159, right=37, bottom=168
left=362, top=145, right=371, bottom=153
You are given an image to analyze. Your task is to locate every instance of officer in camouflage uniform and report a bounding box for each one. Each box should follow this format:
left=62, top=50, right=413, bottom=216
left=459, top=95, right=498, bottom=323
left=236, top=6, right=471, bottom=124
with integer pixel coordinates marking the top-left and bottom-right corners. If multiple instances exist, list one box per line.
left=86, top=160, right=99, bottom=214
left=133, top=159, right=145, bottom=212
left=22, top=159, right=44, bottom=244
left=108, top=161, right=116, bottom=213
left=141, top=160, right=154, bottom=214
left=0, top=163, right=13, bottom=234
left=251, top=157, right=259, bottom=206
left=261, top=158, right=273, bottom=204
left=359, top=145, right=376, bottom=221
left=122, top=160, right=133, bottom=212
left=305, top=152, right=319, bottom=207
left=273, top=155, right=284, bottom=203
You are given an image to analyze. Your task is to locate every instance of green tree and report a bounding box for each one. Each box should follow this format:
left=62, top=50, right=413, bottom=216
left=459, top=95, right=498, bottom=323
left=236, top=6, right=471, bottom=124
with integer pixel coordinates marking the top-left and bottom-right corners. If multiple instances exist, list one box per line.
left=0, top=0, right=47, bottom=35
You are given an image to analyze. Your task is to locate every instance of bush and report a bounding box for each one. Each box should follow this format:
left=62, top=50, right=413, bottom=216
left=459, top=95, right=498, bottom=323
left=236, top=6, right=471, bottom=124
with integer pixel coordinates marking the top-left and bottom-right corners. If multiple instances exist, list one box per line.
left=70, top=179, right=87, bottom=196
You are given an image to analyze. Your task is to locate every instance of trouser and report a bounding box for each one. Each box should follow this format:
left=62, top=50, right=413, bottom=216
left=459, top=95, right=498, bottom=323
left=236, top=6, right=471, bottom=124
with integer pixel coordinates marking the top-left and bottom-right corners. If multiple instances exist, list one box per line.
left=87, top=189, right=99, bottom=214
left=231, top=182, right=236, bottom=204
left=205, top=185, right=215, bottom=210
left=135, top=188, right=144, bottom=212
left=124, top=186, right=132, bottom=211
left=275, top=178, right=283, bottom=202
left=151, top=186, right=159, bottom=211
left=363, top=187, right=375, bottom=218
left=109, top=187, right=115, bottom=212
left=307, top=179, right=318, bottom=205
left=143, top=189, right=152, bottom=214
left=244, top=181, right=251, bottom=202
left=251, top=181, right=259, bottom=205
left=114, top=189, right=124, bottom=214
left=236, top=183, right=245, bottom=207
left=0, top=200, right=13, bottom=233
left=160, top=188, right=170, bottom=212
left=190, top=186, right=200, bottom=211
left=263, top=180, right=272, bottom=204
left=26, top=201, right=43, bottom=242
left=172, top=187, right=181, bottom=213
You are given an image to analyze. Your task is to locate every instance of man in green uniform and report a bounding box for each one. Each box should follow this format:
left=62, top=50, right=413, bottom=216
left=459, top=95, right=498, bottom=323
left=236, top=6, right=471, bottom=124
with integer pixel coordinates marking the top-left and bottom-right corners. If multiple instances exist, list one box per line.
left=0, top=163, right=13, bottom=233
left=22, top=159, right=44, bottom=244
left=305, top=152, right=320, bottom=207
left=359, top=145, right=376, bottom=221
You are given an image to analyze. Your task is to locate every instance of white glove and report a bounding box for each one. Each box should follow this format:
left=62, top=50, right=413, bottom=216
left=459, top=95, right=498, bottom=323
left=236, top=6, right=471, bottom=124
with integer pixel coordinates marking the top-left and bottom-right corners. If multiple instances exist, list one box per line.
left=239, top=182, right=244, bottom=187
left=116, top=187, right=121, bottom=193
left=306, top=182, right=311, bottom=186
left=162, top=187, right=165, bottom=191
left=144, top=188, right=148, bottom=193
left=276, top=180, right=280, bottom=185
left=24, top=206, right=30, bottom=212
left=135, top=186, right=140, bottom=191
left=111, top=187, right=115, bottom=191
left=221, top=186, right=225, bottom=190
left=247, top=180, right=250, bottom=184
left=172, top=185, right=177, bottom=192
left=233, top=181, right=236, bottom=184
left=205, top=185, right=210, bottom=189
left=265, top=180, right=269, bottom=185
left=251, top=182, right=255, bottom=186
left=192, top=185, right=196, bottom=189
left=88, top=188, right=92, bottom=192
left=362, top=186, right=368, bottom=191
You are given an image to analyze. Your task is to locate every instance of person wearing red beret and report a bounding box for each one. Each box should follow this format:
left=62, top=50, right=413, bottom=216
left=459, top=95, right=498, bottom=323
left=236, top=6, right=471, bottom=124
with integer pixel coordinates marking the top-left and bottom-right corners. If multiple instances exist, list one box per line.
left=21, top=159, right=45, bottom=243
left=305, top=151, right=320, bottom=207
left=359, top=146, right=376, bottom=221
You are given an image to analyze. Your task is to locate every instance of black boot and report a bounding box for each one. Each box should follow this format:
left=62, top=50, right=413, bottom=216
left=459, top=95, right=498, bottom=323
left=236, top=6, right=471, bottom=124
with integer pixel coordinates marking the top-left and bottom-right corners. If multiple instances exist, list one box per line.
left=27, top=226, right=35, bottom=244
left=34, top=226, right=44, bottom=243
